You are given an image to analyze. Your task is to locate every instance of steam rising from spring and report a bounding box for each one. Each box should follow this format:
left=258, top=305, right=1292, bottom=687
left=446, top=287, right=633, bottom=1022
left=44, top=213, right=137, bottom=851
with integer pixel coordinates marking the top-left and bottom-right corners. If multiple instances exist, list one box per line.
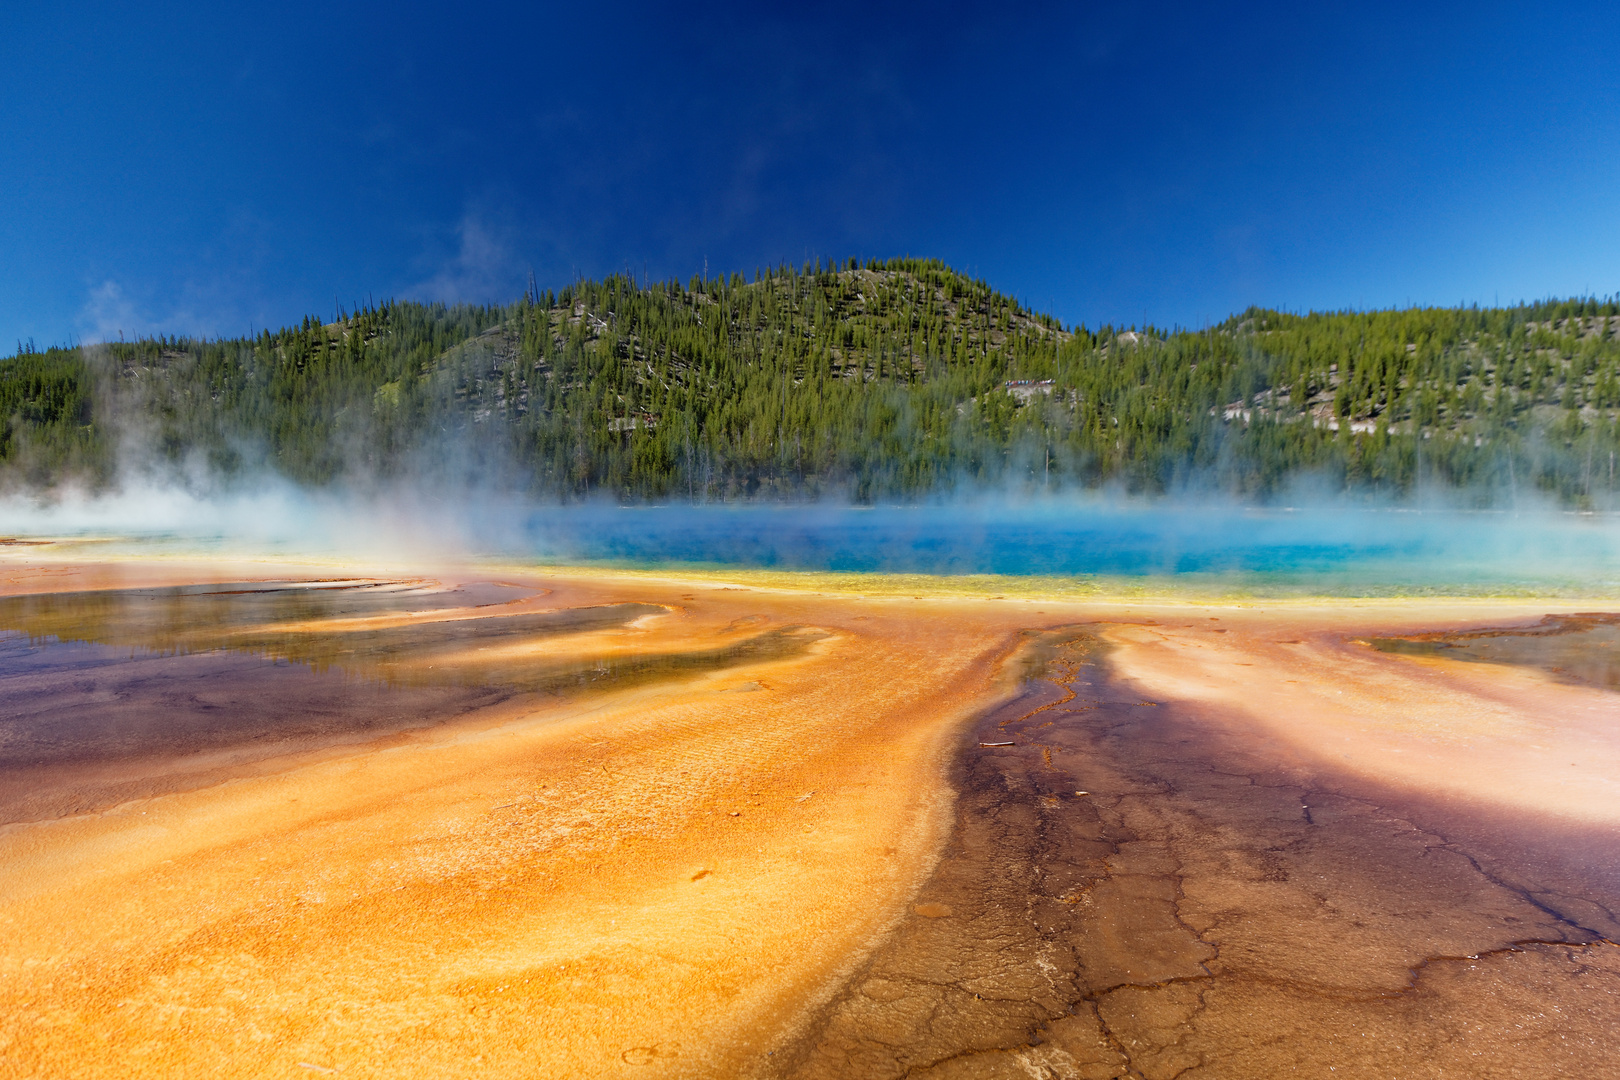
left=4, top=481, right=1618, bottom=594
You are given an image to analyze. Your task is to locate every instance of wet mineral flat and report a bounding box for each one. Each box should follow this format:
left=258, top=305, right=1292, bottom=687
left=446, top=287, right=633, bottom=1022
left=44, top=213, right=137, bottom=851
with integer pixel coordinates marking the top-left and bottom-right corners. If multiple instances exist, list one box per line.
left=0, top=551, right=1616, bottom=1079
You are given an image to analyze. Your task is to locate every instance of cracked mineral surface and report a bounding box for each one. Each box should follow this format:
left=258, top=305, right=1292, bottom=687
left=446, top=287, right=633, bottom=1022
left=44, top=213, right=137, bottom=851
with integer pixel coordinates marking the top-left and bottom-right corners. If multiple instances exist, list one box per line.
left=775, top=625, right=1620, bottom=1079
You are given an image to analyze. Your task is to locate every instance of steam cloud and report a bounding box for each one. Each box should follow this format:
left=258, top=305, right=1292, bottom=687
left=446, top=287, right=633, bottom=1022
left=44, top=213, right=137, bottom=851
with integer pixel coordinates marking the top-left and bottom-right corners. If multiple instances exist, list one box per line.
left=5, top=322, right=1618, bottom=591
left=5, top=475, right=1618, bottom=594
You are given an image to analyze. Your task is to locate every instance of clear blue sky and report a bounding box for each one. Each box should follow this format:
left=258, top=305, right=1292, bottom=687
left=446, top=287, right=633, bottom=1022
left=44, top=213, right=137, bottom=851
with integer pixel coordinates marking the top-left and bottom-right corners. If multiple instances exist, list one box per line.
left=3, top=1, right=1617, bottom=350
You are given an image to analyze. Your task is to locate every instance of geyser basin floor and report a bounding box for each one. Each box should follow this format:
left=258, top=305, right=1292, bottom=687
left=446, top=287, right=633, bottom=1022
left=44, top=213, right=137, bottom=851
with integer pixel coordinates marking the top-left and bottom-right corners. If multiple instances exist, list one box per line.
left=0, top=551, right=1616, bottom=1079
left=0, top=555, right=1018, bottom=1079
left=781, top=624, right=1620, bottom=1078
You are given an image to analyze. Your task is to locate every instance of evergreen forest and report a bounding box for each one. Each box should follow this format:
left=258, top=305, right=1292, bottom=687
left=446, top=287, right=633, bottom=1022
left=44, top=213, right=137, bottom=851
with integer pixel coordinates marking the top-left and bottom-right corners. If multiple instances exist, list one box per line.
left=4, top=257, right=1620, bottom=506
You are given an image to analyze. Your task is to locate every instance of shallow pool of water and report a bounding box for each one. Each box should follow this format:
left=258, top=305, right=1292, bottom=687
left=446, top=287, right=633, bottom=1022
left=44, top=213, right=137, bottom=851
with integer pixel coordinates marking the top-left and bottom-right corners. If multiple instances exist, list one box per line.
left=516, top=504, right=1620, bottom=592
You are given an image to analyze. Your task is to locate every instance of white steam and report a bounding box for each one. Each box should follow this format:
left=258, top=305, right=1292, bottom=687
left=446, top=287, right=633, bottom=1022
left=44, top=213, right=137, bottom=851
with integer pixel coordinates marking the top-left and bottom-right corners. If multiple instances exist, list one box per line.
left=4, top=480, right=1618, bottom=594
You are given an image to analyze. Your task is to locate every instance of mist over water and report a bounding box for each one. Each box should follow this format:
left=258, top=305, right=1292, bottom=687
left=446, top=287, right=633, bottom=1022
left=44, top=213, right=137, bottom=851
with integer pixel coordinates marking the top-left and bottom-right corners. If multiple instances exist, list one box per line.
left=519, top=502, right=1620, bottom=592
left=4, top=483, right=1619, bottom=594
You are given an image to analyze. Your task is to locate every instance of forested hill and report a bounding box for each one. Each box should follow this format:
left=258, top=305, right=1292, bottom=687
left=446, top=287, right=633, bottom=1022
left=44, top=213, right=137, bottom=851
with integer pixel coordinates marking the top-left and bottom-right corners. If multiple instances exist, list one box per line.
left=4, top=257, right=1619, bottom=505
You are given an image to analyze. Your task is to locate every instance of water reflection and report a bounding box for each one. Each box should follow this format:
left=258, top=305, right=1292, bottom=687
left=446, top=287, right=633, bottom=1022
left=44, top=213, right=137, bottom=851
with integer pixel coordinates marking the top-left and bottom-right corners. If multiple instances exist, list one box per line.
left=0, top=579, right=824, bottom=822
left=0, top=581, right=821, bottom=694
left=0, top=579, right=534, bottom=650
left=1368, top=613, right=1620, bottom=691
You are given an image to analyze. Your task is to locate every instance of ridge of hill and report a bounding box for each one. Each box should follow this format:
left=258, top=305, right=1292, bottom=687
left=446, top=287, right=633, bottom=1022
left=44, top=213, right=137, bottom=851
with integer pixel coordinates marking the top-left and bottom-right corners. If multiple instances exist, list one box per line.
left=3, top=257, right=1619, bottom=504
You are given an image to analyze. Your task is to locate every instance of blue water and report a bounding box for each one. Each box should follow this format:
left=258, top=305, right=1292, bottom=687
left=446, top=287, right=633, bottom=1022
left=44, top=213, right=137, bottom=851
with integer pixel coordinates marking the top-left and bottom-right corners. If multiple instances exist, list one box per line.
left=12, top=492, right=1619, bottom=593
left=514, top=503, right=1620, bottom=591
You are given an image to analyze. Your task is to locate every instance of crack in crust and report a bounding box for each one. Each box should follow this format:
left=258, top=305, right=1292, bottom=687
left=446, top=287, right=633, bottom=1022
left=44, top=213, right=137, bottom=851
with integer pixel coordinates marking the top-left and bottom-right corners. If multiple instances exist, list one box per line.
left=770, top=628, right=1620, bottom=1080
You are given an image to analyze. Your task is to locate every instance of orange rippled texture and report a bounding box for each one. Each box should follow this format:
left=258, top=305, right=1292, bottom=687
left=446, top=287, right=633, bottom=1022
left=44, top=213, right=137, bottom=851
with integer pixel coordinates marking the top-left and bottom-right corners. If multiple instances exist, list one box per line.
left=2, top=555, right=1618, bottom=1080
left=0, top=560, right=1030, bottom=1079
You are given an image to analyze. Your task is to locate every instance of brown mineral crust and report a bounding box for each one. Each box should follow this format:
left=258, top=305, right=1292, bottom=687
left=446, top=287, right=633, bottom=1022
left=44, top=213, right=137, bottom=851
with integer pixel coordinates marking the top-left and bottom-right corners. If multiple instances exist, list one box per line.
left=775, top=628, right=1620, bottom=1080
left=1369, top=611, right=1620, bottom=691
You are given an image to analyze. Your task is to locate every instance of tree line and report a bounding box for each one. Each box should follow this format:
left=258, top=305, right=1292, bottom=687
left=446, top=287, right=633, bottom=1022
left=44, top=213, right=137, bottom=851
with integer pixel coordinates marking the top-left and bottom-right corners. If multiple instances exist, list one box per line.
left=3, top=257, right=1618, bottom=505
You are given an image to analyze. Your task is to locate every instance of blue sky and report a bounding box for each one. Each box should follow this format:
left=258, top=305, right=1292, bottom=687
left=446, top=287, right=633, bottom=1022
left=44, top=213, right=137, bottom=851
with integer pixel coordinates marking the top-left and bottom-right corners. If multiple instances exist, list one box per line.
left=3, top=1, right=1618, bottom=350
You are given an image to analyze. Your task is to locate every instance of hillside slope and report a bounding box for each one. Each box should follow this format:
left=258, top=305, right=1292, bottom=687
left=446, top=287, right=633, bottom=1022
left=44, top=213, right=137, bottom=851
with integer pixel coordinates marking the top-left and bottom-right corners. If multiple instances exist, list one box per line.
left=3, top=258, right=1618, bottom=504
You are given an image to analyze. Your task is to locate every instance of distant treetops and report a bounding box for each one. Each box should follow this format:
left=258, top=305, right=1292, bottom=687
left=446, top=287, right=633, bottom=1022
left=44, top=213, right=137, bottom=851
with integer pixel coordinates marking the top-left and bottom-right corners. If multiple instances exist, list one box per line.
left=3, top=257, right=1617, bottom=505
